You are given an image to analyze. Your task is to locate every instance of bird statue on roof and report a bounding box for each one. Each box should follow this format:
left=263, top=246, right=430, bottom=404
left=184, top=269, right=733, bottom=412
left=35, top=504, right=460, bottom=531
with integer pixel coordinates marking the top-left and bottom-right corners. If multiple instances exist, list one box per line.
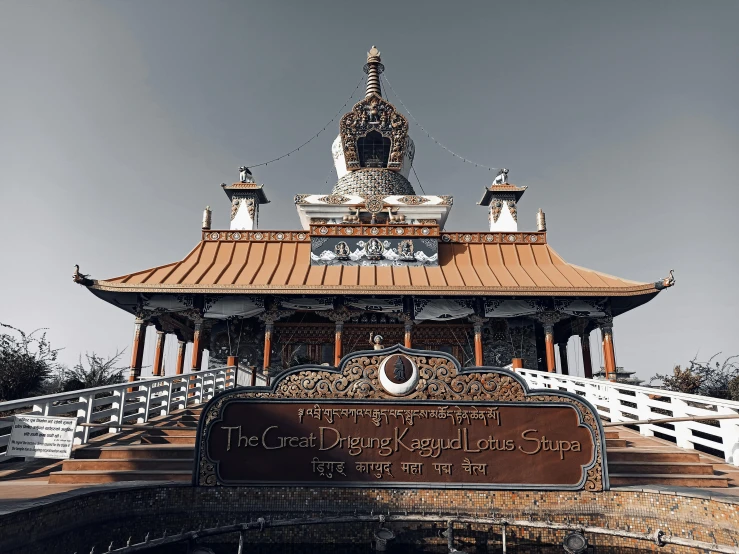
left=239, top=166, right=253, bottom=183
left=656, top=269, right=676, bottom=289
left=493, top=168, right=509, bottom=185
left=73, top=264, right=92, bottom=285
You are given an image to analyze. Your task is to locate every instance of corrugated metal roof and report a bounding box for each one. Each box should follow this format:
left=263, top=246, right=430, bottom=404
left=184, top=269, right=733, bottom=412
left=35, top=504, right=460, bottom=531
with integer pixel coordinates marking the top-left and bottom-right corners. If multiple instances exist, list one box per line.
left=90, top=235, right=659, bottom=297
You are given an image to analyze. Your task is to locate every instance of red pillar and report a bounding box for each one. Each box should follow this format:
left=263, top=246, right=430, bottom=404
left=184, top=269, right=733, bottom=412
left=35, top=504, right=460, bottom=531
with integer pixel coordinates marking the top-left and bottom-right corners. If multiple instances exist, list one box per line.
left=128, top=318, right=147, bottom=382
left=404, top=321, right=413, bottom=348
left=601, top=321, right=617, bottom=381
left=263, top=322, right=273, bottom=384
left=191, top=319, right=204, bottom=372
left=544, top=323, right=556, bottom=373
left=152, top=330, right=166, bottom=377
left=334, top=322, right=343, bottom=366
left=471, top=317, right=486, bottom=366
left=175, top=339, right=187, bottom=375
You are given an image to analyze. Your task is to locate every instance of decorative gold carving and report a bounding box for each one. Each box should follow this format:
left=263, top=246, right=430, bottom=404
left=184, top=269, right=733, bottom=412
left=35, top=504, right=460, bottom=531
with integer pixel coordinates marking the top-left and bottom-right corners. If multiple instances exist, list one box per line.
left=491, top=201, right=503, bottom=223
left=325, top=306, right=355, bottom=323
left=365, top=195, right=385, bottom=214
left=339, top=95, right=409, bottom=171
left=258, top=306, right=295, bottom=325
left=507, top=200, right=517, bottom=222
left=317, top=195, right=351, bottom=205
left=397, top=196, right=429, bottom=205
left=294, top=194, right=310, bottom=204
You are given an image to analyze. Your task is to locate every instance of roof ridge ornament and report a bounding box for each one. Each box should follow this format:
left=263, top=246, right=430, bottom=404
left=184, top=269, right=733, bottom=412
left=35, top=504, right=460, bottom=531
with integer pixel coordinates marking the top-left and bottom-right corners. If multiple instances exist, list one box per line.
left=363, top=45, right=384, bottom=98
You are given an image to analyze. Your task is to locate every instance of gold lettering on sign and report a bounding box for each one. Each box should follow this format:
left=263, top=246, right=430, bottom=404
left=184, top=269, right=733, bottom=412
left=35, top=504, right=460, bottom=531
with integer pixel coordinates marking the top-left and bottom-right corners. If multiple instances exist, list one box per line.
left=401, top=462, right=423, bottom=475
left=433, top=463, right=453, bottom=475
left=355, top=461, right=393, bottom=479
left=311, top=457, right=346, bottom=479
left=298, top=404, right=500, bottom=427
left=461, top=457, right=487, bottom=476
left=517, top=429, right=582, bottom=460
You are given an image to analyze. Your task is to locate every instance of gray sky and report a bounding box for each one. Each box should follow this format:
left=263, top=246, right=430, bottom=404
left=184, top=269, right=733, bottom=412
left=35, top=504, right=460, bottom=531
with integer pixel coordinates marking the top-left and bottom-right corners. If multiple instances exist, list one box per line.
left=1, top=1, right=737, bottom=380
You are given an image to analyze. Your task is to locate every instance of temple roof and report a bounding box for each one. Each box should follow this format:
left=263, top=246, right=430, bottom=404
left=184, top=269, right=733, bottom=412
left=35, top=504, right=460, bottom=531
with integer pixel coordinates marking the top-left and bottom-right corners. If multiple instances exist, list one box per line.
left=221, top=183, right=270, bottom=203
left=87, top=230, right=664, bottom=312
left=478, top=184, right=528, bottom=205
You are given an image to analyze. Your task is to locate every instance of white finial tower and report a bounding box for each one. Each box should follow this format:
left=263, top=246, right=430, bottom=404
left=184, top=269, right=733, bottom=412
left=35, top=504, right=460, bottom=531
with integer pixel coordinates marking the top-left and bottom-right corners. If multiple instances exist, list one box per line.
left=477, top=170, right=527, bottom=232
left=221, top=167, right=270, bottom=231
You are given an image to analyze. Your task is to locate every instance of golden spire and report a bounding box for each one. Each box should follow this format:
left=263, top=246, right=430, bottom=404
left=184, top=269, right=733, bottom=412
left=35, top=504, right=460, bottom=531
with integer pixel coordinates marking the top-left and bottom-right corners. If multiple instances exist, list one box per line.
left=363, top=45, right=384, bottom=98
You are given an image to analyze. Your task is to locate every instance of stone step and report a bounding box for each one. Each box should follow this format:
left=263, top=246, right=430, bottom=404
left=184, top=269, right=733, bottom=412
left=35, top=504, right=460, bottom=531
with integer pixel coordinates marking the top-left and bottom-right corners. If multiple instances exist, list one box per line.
left=140, top=434, right=196, bottom=445
left=605, top=438, right=629, bottom=448
left=140, top=428, right=198, bottom=437
left=62, top=458, right=193, bottom=471
left=74, top=445, right=194, bottom=460
left=607, top=461, right=715, bottom=475
left=609, top=473, right=730, bottom=488
left=48, top=470, right=191, bottom=484
left=606, top=448, right=702, bottom=463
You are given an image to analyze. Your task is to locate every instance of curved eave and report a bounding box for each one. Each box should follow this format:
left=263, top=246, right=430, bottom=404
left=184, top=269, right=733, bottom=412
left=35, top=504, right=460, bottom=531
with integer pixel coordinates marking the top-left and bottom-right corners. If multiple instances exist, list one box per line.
left=83, top=237, right=669, bottom=319
left=87, top=280, right=659, bottom=298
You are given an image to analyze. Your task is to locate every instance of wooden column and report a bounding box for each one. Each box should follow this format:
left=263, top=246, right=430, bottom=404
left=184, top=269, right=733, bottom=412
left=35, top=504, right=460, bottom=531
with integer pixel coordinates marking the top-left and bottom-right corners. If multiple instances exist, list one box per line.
left=580, top=331, right=593, bottom=378
left=128, top=318, right=148, bottom=382
left=471, top=316, right=486, bottom=366
left=511, top=358, right=523, bottom=370
left=175, top=339, right=187, bottom=375
left=191, top=318, right=204, bottom=372
left=535, top=312, right=561, bottom=373
left=152, top=330, right=166, bottom=377
left=544, top=323, right=556, bottom=373
left=334, top=321, right=343, bottom=366
left=404, top=320, right=413, bottom=348
left=600, top=318, right=617, bottom=381
left=263, top=322, right=273, bottom=384
left=558, top=342, right=569, bottom=375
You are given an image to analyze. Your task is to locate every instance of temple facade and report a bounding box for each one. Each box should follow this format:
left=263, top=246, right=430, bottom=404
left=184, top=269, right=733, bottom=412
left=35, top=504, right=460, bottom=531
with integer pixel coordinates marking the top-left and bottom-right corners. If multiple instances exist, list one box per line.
left=74, top=46, right=674, bottom=384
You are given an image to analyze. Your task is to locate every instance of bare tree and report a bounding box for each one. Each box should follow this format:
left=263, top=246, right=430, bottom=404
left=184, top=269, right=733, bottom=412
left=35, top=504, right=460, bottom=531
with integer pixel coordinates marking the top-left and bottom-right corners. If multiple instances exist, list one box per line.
left=651, top=353, right=739, bottom=400
left=56, top=350, right=127, bottom=392
left=0, top=323, right=62, bottom=401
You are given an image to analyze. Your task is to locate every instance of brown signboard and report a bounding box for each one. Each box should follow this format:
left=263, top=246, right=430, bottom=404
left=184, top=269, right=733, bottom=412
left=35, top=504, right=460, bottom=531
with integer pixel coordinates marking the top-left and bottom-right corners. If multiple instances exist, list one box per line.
left=196, top=347, right=608, bottom=491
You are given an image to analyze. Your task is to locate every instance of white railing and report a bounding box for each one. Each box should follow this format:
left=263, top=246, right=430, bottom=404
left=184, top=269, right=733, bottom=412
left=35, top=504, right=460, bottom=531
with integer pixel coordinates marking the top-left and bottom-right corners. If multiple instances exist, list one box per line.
left=0, top=366, right=237, bottom=459
left=515, top=368, right=739, bottom=466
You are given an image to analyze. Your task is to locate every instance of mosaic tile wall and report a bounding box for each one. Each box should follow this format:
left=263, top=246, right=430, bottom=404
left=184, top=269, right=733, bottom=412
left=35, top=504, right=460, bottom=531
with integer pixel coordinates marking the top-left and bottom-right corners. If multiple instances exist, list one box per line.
left=331, top=168, right=416, bottom=196
left=2, top=486, right=738, bottom=554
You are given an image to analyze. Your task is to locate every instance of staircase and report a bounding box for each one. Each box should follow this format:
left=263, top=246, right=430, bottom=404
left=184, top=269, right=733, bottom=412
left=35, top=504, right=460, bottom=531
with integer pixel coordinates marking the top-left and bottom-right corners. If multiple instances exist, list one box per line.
left=47, top=409, right=201, bottom=484
left=47, top=412, right=736, bottom=488
left=605, top=427, right=733, bottom=488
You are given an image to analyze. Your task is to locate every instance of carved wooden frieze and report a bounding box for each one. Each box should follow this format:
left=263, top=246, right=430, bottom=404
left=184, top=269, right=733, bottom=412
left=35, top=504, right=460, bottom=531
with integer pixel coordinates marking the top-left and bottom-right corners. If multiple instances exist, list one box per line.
left=195, top=346, right=608, bottom=491
left=339, top=94, right=409, bottom=171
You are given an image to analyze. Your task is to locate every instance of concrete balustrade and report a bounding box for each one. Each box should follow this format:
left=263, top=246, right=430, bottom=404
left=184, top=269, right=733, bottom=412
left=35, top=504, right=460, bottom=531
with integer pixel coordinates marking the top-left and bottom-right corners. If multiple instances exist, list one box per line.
left=0, top=365, right=238, bottom=459
left=515, top=368, right=739, bottom=466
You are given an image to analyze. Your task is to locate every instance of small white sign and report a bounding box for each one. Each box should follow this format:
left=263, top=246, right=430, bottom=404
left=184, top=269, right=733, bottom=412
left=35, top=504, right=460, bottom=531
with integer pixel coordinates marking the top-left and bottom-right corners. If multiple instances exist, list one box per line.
left=7, top=415, right=77, bottom=459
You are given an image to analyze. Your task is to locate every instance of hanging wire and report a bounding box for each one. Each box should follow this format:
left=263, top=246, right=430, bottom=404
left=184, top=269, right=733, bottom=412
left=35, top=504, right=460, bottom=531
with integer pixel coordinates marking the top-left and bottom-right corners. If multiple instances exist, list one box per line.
left=248, top=76, right=364, bottom=169
left=382, top=74, right=503, bottom=172
left=411, top=166, right=427, bottom=195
